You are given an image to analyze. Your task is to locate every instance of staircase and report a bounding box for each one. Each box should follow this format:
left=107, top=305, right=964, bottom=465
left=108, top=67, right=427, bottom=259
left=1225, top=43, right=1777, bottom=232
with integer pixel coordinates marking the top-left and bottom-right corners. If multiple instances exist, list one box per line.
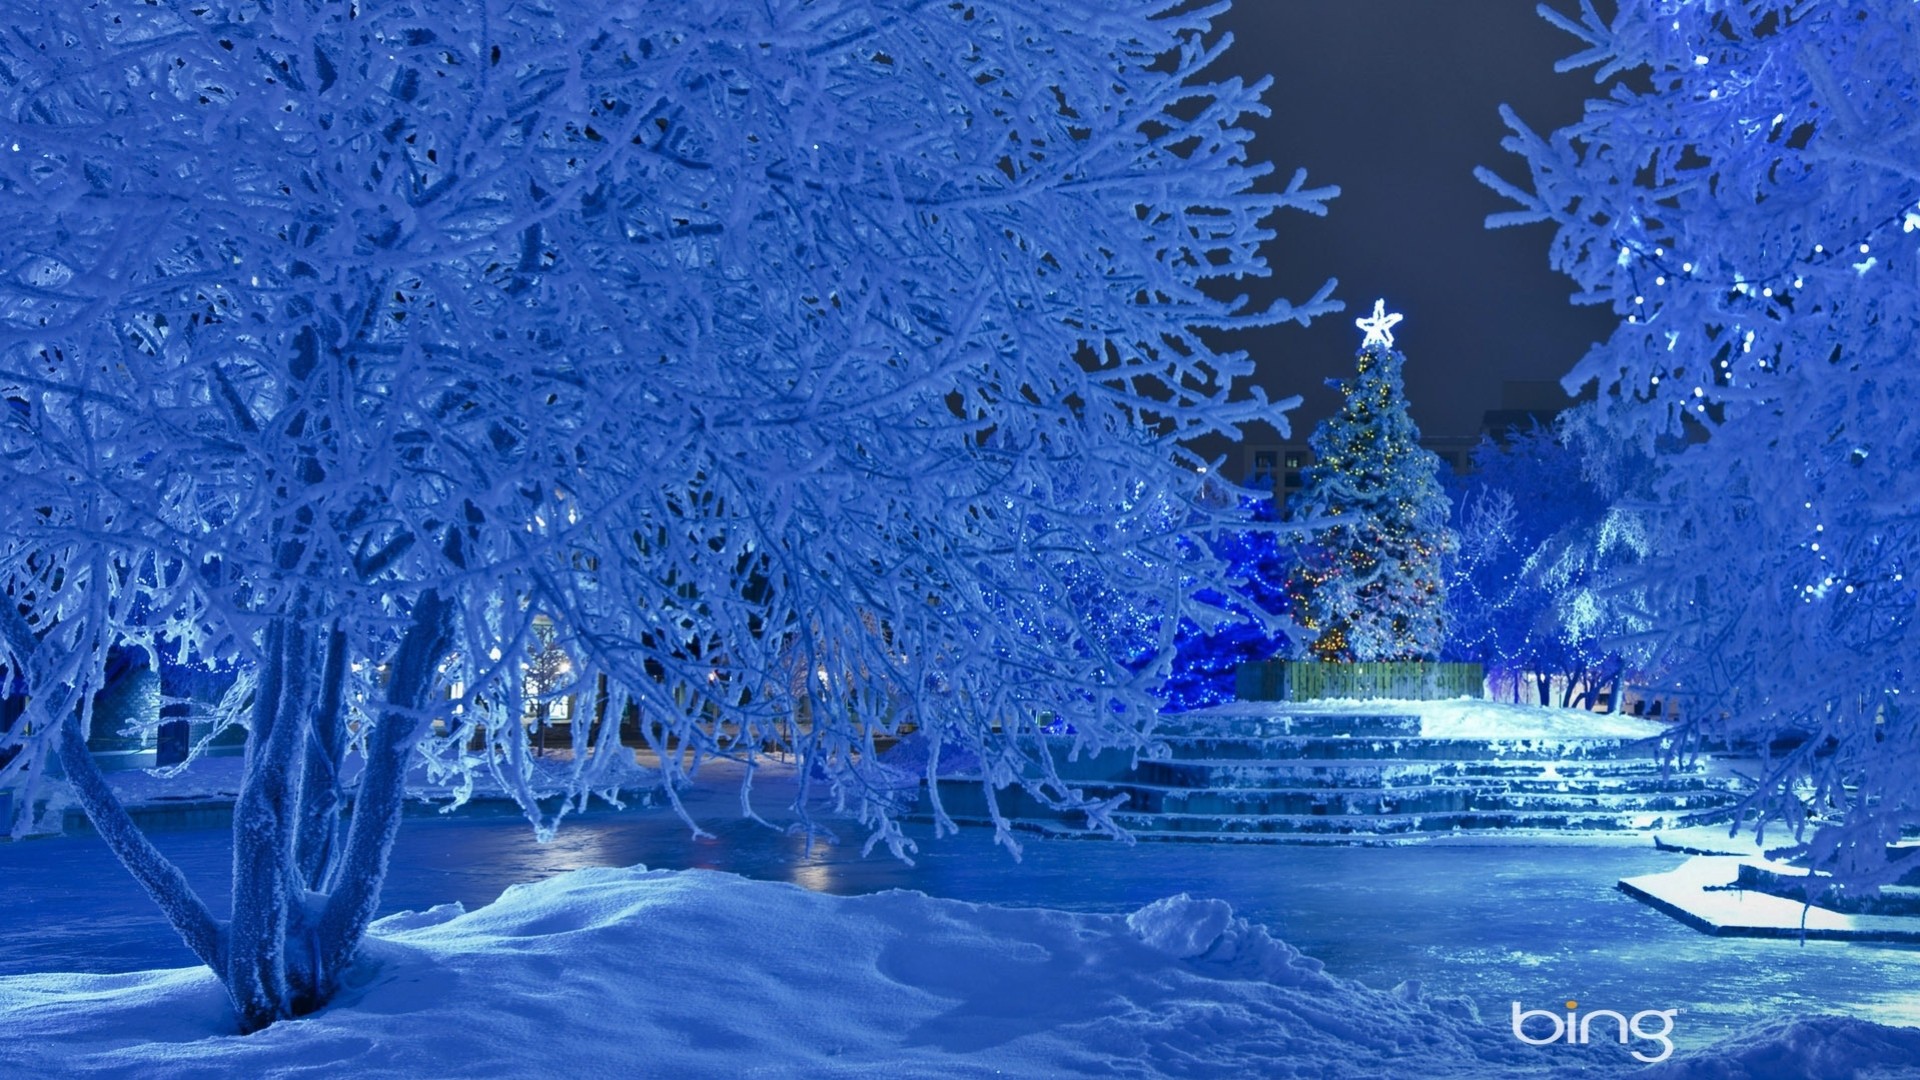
left=915, top=708, right=1746, bottom=843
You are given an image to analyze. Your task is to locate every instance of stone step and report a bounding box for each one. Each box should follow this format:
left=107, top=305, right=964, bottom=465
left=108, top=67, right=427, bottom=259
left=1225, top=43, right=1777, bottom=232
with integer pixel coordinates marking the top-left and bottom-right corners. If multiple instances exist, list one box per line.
left=1136, top=758, right=1711, bottom=790
left=1157, top=713, right=1425, bottom=739
left=1486, top=775, right=1736, bottom=796
left=907, top=727, right=1745, bottom=843
left=1106, top=807, right=1730, bottom=838
left=1107, top=784, right=1473, bottom=817
left=1089, top=782, right=1741, bottom=818
left=1150, top=735, right=1663, bottom=763
left=1133, top=760, right=1443, bottom=790
left=1437, top=759, right=1704, bottom=779
left=1467, top=790, right=1743, bottom=813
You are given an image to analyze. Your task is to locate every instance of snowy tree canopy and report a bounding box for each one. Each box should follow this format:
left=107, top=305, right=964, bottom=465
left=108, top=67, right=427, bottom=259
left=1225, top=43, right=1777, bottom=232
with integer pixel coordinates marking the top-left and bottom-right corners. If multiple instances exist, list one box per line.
left=0, top=0, right=1338, bottom=1028
left=1480, top=1, right=1920, bottom=884
left=1289, top=302, right=1452, bottom=662
left=1443, top=422, right=1645, bottom=708
left=1161, top=484, right=1297, bottom=712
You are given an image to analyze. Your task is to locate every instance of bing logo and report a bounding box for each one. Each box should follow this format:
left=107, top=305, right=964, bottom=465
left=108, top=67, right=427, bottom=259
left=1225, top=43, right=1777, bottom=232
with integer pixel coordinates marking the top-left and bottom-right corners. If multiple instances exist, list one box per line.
left=1511, top=999, right=1678, bottom=1064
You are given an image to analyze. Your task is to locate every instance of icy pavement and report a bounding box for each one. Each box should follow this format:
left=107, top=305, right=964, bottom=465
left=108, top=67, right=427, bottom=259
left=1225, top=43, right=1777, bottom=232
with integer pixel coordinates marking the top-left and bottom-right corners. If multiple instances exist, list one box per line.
left=3, top=758, right=1917, bottom=1059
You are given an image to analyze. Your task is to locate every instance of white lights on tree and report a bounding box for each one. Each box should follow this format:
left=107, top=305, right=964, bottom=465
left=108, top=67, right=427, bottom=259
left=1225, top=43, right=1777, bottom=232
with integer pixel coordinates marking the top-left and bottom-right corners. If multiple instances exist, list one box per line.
left=1483, top=0, right=1920, bottom=890
left=1290, top=302, right=1452, bottom=662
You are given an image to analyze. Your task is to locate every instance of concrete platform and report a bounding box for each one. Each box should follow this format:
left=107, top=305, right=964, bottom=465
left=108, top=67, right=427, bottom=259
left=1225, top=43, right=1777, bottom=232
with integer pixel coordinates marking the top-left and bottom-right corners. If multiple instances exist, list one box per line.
left=1619, top=855, right=1920, bottom=942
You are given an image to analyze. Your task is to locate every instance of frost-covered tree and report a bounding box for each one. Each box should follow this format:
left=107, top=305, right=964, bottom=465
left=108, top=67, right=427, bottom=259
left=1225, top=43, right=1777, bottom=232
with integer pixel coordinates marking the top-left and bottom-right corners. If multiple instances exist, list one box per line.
left=0, top=0, right=1338, bottom=1028
left=1445, top=483, right=1536, bottom=693
left=1161, top=487, right=1295, bottom=711
left=1481, top=1, right=1920, bottom=884
left=1289, top=301, right=1452, bottom=662
left=522, top=618, right=572, bottom=757
left=1444, top=423, right=1636, bottom=708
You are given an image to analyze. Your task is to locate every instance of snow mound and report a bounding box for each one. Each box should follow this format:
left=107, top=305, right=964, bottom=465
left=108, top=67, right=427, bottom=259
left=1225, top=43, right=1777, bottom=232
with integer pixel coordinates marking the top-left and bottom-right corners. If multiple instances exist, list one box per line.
left=1129, top=893, right=1240, bottom=959
left=0, top=866, right=1586, bottom=1079
left=1637, top=1015, right=1920, bottom=1080
left=1126, top=892, right=1339, bottom=990
left=365, top=902, right=466, bottom=934
left=1, top=867, right=1912, bottom=1078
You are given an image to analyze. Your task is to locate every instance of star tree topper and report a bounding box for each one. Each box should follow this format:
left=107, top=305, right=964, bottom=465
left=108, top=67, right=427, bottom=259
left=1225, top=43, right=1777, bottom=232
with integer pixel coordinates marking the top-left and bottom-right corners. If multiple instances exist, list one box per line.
left=1355, top=298, right=1403, bottom=349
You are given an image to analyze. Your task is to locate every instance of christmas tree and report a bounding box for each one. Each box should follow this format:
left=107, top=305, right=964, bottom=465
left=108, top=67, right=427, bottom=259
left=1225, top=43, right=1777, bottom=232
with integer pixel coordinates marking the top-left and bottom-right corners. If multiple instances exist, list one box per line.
left=1289, top=300, right=1453, bottom=662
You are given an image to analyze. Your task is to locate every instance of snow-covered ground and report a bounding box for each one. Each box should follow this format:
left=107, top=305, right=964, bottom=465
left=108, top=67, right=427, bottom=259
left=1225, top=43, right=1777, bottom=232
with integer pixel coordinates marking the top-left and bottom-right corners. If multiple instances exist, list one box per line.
left=6, top=702, right=1920, bottom=1077
left=5, top=864, right=1919, bottom=1079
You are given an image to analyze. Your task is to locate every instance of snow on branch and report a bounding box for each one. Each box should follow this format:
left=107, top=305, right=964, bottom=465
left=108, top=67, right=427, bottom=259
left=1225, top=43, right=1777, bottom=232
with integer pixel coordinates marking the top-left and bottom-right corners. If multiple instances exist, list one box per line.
left=0, top=0, right=1335, bottom=1024
left=1490, top=0, right=1920, bottom=888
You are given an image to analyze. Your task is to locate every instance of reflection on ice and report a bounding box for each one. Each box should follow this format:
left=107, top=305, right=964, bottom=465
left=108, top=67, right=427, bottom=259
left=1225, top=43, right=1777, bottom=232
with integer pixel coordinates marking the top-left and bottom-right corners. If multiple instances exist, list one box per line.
left=785, top=858, right=838, bottom=894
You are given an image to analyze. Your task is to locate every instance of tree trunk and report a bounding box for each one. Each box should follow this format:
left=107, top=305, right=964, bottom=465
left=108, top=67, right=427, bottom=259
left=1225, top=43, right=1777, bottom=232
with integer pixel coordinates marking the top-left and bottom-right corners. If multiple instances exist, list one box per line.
left=59, top=714, right=226, bottom=974
left=226, top=607, right=322, bottom=1030
left=21, top=604, right=225, bottom=975
left=216, top=590, right=450, bottom=1031
left=590, top=672, right=609, bottom=746
left=155, top=662, right=192, bottom=768
left=296, top=623, right=351, bottom=891
left=312, top=590, right=453, bottom=997
left=56, top=589, right=454, bottom=1033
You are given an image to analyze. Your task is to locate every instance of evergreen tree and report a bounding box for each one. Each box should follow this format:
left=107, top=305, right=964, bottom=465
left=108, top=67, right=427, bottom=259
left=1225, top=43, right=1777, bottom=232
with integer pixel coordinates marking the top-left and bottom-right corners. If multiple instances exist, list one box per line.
left=1289, top=301, right=1453, bottom=662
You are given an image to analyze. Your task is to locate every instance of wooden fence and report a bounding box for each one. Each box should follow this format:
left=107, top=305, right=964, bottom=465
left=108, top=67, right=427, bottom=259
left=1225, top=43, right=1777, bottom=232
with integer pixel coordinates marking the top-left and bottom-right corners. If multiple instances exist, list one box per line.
left=1235, top=660, right=1485, bottom=703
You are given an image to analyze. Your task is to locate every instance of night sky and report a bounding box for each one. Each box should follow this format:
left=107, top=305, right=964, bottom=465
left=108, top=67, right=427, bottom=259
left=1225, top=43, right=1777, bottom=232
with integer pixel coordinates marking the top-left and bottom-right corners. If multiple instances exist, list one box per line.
left=1209, top=1, right=1619, bottom=451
